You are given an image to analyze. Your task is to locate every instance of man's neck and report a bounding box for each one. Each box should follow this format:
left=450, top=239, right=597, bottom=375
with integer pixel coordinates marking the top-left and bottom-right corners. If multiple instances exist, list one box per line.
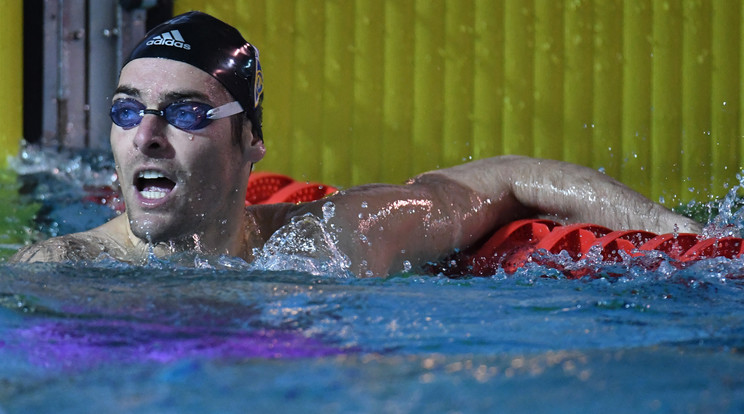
left=119, top=211, right=250, bottom=261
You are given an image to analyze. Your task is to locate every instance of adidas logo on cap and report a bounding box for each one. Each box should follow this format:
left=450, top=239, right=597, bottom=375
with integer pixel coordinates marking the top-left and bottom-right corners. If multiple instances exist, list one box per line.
left=146, top=30, right=191, bottom=50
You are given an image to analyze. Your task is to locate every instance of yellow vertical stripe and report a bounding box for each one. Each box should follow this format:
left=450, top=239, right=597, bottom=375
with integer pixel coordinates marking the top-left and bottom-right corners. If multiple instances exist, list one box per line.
left=593, top=0, right=623, bottom=178
left=442, top=0, right=475, bottom=167
left=741, top=2, right=744, bottom=187
left=290, top=0, right=324, bottom=182
left=533, top=1, right=564, bottom=160
left=741, top=2, right=744, bottom=185
left=322, top=0, right=354, bottom=185
left=681, top=0, right=711, bottom=199
left=262, top=1, right=295, bottom=175
left=0, top=1, right=23, bottom=167
left=651, top=0, right=683, bottom=203
left=621, top=0, right=653, bottom=196
left=351, top=0, right=384, bottom=185
left=472, top=0, right=503, bottom=161
left=502, top=0, right=534, bottom=156
left=563, top=0, right=594, bottom=166
left=382, top=0, right=415, bottom=183
left=711, top=0, right=741, bottom=198
left=413, top=0, right=445, bottom=172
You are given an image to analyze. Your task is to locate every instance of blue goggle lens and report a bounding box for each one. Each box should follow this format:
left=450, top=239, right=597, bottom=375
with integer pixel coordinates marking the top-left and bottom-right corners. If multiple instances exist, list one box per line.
left=110, top=99, right=215, bottom=131
left=110, top=99, right=145, bottom=129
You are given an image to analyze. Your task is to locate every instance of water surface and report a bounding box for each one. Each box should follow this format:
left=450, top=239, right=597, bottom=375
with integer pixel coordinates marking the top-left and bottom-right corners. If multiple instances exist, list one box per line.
left=1, top=148, right=743, bottom=413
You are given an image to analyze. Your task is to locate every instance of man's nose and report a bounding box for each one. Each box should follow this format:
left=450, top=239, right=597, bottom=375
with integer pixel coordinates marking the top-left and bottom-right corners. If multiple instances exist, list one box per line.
left=133, top=114, right=174, bottom=158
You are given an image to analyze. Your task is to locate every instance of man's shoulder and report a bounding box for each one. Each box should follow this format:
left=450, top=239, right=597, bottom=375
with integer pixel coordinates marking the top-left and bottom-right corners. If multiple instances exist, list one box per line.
left=8, top=216, right=129, bottom=264
left=9, top=232, right=111, bottom=263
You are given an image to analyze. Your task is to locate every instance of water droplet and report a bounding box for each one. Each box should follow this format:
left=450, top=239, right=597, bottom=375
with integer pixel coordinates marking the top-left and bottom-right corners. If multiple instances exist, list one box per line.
left=192, top=233, right=202, bottom=252
left=322, top=201, right=336, bottom=222
left=403, top=260, right=412, bottom=272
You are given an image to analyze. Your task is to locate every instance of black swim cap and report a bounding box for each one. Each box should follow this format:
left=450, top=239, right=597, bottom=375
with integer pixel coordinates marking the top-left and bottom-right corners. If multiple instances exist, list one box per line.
left=126, top=11, right=263, bottom=139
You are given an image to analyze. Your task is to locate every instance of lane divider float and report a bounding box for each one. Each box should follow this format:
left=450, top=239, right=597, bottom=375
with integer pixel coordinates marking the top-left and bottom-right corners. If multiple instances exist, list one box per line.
left=437, top=219, right=744, bottom=278
left=245, top=172, right=337, bottom=206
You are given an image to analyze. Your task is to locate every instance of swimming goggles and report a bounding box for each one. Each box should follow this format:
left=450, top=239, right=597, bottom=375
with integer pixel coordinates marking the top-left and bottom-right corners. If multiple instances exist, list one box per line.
left=110, top=98, right=244, bottom=131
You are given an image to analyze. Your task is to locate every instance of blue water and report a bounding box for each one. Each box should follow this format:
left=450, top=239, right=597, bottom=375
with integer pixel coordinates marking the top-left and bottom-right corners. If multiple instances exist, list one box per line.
left=1, top=148, right=744, bottom=413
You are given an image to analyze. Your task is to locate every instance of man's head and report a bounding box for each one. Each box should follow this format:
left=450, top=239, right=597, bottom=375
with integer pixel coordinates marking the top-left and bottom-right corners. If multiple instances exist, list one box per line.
left=126, top=11, right=264, bottom=141
left=110, top=12, right=265, bottom=247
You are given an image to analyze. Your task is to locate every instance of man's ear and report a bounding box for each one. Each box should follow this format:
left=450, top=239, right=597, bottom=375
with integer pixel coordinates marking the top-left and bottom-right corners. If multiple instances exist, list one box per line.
left=243, top=120, right=265, bottom=163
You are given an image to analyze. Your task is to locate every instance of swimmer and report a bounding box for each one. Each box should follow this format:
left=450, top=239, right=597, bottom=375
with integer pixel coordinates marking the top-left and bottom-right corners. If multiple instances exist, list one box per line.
left=9, top=11, right=702, bottom=276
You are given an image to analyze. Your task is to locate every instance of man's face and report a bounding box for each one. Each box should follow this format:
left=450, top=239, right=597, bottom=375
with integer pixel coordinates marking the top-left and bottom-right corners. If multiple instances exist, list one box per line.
left=111, top=58, right=261, bottom=244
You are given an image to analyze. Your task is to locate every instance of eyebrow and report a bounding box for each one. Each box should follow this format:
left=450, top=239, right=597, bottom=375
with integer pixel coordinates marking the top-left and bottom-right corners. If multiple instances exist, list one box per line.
left=113, top=85, right=140, bottom=98
left=112, top=85, right=212, bottom=103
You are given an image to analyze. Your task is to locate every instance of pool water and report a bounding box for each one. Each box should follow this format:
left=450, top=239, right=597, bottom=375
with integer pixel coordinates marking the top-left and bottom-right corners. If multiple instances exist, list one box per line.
left=1, top=148, right=744, bottom=413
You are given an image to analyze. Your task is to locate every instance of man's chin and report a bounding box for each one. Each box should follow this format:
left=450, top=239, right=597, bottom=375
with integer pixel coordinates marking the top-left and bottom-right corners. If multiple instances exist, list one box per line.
left=128, top=215, right=188, bottom=245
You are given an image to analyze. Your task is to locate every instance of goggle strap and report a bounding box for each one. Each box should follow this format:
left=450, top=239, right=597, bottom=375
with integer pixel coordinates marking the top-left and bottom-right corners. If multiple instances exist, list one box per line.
left=207, top=101, right=244, bottom=120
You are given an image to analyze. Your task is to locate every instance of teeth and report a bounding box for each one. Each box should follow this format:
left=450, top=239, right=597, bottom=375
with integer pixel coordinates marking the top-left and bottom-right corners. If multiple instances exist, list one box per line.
left=141, top=190, right=167, bottom=200
left=138, top=170, right=165, bottom=179
left=136, top=170, right=171, bottom=201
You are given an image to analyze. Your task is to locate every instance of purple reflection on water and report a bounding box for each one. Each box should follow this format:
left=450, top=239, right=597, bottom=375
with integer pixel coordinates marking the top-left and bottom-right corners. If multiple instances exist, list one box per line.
left=13, top=318, right=346, bottom=370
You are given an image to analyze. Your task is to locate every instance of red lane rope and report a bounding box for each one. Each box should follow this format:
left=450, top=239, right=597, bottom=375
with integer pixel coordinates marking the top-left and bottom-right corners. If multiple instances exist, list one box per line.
left=448, top=218, right=744, bottom=278
left=245, top=172, right=337, bottom=205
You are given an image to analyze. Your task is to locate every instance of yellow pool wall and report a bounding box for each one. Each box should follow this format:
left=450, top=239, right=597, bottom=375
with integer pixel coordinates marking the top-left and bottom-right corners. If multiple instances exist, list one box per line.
left=172, top=0, right=744, bottom=205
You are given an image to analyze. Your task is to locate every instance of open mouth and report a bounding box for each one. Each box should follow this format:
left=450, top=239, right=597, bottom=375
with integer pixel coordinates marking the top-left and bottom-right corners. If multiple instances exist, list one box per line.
left=135, top=170, right=176, bottom=200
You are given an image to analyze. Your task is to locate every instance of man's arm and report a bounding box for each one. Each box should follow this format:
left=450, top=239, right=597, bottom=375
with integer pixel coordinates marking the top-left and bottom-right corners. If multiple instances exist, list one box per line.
left=293, top=155, right=700, bottom=277
left=426, top=155, right=701, bottom=234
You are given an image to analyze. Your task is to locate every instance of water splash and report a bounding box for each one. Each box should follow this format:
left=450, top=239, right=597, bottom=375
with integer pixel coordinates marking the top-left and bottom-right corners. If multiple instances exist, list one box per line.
left=8, top=145, right=119, bottom=238
left=10, top=145, right=117, bottom=190
left=702, top=172, right=744, bottom=238
left=251, top=202, right=352, bottom=277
